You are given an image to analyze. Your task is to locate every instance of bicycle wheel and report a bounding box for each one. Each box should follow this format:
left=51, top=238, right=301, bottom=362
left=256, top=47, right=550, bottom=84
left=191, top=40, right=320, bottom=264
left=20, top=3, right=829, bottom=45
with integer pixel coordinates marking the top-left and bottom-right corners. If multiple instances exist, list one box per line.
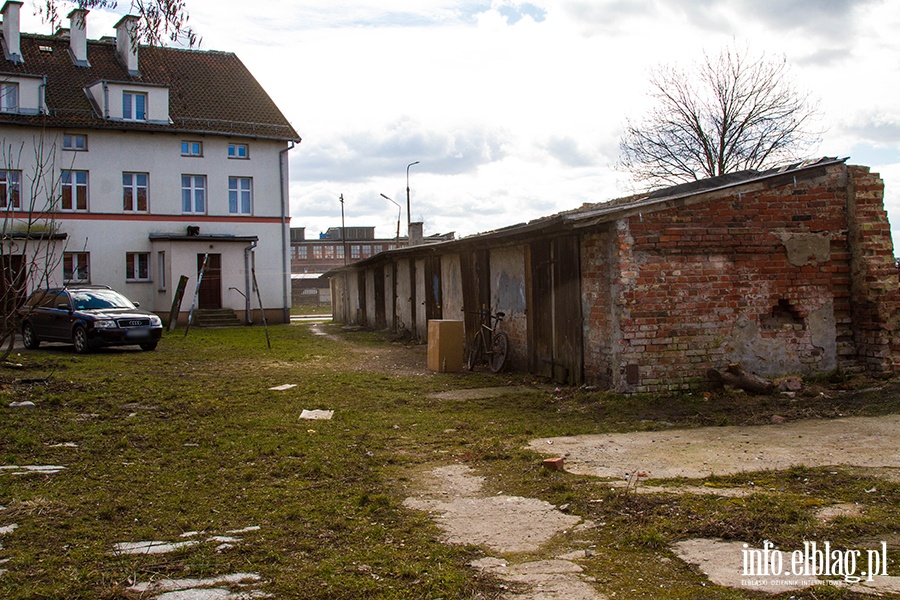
left=489, top=331, right=509, bottom=373
left=466, top=332, right=484, bottom=371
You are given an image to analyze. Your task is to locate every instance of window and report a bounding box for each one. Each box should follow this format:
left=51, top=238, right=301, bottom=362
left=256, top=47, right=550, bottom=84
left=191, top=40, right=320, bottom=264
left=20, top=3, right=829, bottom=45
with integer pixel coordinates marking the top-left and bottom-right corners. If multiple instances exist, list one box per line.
left=181, top=175, right=206, bottom=214
left=298, top=246, right=308, bottom=260
left=0, top=171, right=21, bottom=209
left=323, top=245, right=335, bottom=259
left=312, top=245, right=323, bottom=259
left=63, top=133, right=87, bottom=151
left=126, top=252, right=150, bottom=281
left=350, top=245, right=361, bottom=259
left=362, top=244, right=372, bottom=257
left=228, top=176, right=252, bottom=214
left=336, top=246, right=344, bottom=259
left=181, top=141, right=202, bottom=156
left=157, top=252, right=166, bottom=290
left=0, top=83, right=18, bottom=113
left=123, top=173, right=149, bottom=212
left=63, top=252, right=90, bottom=283
left=122, top=91, right=147, bottom=121
left=61, top=170, right=89, bottom=211
left=228, top=143, right=249, bottom=159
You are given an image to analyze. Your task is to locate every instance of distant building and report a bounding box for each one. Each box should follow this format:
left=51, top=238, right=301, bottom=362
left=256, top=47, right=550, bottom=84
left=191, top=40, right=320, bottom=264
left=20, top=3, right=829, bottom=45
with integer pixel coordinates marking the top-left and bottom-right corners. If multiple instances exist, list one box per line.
left=290, top=225, right=453, bottom=307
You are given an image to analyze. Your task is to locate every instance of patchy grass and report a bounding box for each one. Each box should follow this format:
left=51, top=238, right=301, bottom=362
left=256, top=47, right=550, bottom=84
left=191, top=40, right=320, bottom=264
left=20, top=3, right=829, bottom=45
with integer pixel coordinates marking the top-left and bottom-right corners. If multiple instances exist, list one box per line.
left=1, top=324, right=898, bottom=599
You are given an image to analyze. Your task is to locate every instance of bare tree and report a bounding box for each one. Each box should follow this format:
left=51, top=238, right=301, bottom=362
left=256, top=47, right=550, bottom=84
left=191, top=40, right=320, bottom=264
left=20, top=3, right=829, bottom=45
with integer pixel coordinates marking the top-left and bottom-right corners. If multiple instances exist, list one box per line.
left=619, top=44, right=820, bottom=188
left=0, top=133, right=71, bottom=361
left=37, top=0, right=199, bottom=47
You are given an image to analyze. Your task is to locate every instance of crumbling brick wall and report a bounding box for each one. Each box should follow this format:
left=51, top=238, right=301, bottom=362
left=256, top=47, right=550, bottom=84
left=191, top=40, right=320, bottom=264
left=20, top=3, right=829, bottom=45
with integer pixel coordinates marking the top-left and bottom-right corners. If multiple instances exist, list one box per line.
left=846, top=166, right=900, bottom=372
left=585, top=163, right=896, bottom=393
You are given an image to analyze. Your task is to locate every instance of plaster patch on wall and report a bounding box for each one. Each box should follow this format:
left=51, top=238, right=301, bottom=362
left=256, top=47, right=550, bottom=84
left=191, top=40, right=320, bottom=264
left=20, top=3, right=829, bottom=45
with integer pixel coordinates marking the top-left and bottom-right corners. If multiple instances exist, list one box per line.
left=726, top=316, right=800, bottom=375
left=495, top=269, right=526, bottom=313
left=775, top=231, right=831, bottom=266
left=808, top=300, right=838, bottom=371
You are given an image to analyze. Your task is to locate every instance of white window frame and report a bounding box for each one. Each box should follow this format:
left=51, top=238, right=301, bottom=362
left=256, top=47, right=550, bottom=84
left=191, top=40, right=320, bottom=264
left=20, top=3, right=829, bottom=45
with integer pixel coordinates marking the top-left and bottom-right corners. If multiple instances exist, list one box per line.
left=228, top=143, right=249, bottom=159
left=157, top=251, right=166, bottom=291
left=122, top=91, right=147, bottom=121
left=181, top=175, right=207, bottom=214
left=125, top=252, right=151, bottom=282
left=61, top=170, right=89, bottom=212
left=228, top=176, right=252, bottom=215
left=63, top=133, right=88, bottom=151
left=63, top=252, right=90, bottom=283
left=0, top=82, right=18, bottom=113
left=181, top=141, right=203, bottom=157
left=123, top=172, right=149, bottom=212
left=0, top=170, right=21, bottom=209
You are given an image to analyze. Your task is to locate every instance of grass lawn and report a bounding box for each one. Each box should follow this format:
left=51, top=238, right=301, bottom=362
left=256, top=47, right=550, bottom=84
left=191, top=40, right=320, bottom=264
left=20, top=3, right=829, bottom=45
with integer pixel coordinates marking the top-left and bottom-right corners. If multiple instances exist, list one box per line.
left=1, top=323, right=898, bottom=599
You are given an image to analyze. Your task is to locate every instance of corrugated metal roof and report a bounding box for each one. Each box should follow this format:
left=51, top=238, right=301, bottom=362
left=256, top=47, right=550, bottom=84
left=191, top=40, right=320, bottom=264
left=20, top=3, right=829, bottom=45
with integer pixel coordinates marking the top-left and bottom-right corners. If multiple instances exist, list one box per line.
left=327, top=157, right=847, bottom=274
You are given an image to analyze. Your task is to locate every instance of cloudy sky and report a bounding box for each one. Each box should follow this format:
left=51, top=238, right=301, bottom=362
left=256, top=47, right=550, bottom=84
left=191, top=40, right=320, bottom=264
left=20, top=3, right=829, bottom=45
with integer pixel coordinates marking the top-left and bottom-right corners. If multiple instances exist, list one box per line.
left=23, top=1, right=900, bottom=246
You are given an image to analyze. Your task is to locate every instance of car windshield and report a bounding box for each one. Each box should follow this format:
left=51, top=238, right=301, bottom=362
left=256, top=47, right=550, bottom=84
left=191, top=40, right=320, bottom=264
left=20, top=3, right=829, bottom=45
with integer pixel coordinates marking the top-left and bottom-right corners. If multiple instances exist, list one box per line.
left=70, top=290, right=136, bottom=310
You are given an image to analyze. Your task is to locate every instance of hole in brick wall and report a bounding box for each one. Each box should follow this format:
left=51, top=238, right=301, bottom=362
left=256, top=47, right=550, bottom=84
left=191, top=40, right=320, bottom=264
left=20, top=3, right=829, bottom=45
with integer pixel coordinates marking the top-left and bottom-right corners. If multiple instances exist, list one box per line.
left=759, top=299, right=804, bottom=331
left=625, top=363, right=640, bottom=385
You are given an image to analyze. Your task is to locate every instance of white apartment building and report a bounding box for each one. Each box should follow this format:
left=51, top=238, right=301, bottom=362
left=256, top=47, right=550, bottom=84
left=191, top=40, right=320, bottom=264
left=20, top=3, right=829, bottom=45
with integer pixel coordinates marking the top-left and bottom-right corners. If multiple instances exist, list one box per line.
left=0, top=1, right=300, bottom=324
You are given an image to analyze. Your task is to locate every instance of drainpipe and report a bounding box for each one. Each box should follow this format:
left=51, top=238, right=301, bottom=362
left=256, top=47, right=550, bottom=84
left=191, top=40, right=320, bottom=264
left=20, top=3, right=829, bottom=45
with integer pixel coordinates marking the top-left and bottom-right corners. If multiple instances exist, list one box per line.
left=244, top=240, right=257, bottom=324
left=38, top=76, right=47, bottom=114
left=102, top=82, right=109, bottom=118
left=279, top=141, right=296, bottom=323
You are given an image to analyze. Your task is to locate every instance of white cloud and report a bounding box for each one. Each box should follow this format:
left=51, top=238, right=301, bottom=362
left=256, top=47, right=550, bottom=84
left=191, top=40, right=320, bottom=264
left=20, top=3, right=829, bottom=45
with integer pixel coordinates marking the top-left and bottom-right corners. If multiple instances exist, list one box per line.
left=24, top=0, right=900, bottom=248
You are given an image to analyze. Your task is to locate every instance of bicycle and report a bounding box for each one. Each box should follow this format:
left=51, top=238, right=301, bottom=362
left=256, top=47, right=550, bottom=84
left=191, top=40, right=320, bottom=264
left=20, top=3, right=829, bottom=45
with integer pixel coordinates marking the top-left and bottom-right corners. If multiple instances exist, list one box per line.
left=465, top=307, right=509, bottom=373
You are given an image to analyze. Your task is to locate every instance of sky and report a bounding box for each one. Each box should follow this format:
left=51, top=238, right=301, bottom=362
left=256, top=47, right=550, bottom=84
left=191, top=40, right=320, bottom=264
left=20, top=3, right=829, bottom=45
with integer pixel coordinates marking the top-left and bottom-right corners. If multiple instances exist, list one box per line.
left=20, top=1, right=900, bottom=247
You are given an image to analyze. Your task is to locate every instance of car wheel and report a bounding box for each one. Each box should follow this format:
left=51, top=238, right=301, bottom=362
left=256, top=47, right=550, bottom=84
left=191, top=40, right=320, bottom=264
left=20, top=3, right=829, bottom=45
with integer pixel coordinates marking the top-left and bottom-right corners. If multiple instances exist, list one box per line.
left=140, top=341, right=158, bottom=351
left=72, top=325, right=90, bottom=354
left=22, top=322, right=40, bottom=349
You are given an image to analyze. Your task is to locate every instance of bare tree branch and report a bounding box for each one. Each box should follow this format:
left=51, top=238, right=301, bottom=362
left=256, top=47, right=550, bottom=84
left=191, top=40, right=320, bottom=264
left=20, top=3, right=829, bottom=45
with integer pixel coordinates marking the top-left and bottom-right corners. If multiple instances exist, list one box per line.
left=619, top=44, right=821, bottom=188
left=36, top=0, right=199, bottom=48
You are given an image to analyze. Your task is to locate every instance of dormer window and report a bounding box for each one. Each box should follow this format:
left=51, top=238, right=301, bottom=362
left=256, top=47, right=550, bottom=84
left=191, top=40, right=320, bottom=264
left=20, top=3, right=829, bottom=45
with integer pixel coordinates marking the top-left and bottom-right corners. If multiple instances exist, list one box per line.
left=86, top=81, right=169, bottom=123
left=123, top=91, right=147, bottom=121
left=0, top=83, right=18, bottom=113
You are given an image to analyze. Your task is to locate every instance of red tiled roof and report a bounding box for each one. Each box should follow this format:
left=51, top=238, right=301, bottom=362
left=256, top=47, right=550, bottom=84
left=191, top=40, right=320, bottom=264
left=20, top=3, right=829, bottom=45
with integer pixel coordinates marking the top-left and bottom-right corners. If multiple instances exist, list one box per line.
left=0, top=33, right=300, bottom=141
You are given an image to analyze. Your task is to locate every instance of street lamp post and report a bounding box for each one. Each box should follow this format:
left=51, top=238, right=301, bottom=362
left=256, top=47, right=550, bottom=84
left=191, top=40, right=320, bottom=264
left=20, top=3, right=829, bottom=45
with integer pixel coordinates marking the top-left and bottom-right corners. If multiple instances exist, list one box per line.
left=339, top=193, right=347, bottom=266
left=380, top=193, right=401, bottom=243
left=406, top=161, right=419, bottom=233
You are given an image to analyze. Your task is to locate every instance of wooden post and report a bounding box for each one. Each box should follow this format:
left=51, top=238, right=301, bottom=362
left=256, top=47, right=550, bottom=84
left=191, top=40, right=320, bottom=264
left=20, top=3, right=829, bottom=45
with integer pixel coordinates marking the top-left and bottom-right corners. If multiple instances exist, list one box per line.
left=251, top=266, right=271, bottom=349
left=167, top=275, right=189, bottom=331
left=184, top=253, right=209, bottom=337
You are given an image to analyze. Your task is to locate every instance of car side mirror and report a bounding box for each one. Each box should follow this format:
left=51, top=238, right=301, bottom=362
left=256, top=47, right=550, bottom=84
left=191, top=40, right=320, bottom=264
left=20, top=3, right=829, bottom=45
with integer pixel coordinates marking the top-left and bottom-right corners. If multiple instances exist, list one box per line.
left=134, top=301, right=140, bottom=307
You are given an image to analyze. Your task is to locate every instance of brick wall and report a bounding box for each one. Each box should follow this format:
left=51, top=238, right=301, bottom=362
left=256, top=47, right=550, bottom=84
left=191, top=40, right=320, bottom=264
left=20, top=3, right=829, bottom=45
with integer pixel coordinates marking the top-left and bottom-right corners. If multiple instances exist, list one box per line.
left=581, top=228, right=617, bottom=387
left=846, top=166, right=900, bottom=372
left=582, top=163, right=895, bottom=392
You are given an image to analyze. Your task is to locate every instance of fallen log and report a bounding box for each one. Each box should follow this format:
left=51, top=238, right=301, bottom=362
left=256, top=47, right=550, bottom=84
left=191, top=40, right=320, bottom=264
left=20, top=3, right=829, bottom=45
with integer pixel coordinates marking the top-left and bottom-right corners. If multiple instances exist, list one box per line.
left=706, top=363, right=776, bottom=395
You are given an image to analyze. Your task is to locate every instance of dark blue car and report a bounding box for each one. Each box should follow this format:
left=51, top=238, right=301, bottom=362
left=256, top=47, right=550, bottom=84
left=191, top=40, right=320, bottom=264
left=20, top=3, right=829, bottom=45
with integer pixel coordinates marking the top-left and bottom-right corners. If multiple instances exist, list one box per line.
left=18, top=285, right=163, bottom=353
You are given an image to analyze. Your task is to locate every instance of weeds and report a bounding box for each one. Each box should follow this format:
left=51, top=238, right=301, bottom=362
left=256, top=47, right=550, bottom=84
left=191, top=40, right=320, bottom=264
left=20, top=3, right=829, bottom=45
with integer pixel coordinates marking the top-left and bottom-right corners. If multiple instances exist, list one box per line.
left=0, top=324, right=897, bottom=599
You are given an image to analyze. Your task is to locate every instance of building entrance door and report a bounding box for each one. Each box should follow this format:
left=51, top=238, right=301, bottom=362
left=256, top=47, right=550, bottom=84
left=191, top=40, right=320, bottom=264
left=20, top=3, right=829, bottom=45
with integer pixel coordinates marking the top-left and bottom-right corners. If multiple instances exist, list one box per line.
left=197, top=253, right=222, bottom=309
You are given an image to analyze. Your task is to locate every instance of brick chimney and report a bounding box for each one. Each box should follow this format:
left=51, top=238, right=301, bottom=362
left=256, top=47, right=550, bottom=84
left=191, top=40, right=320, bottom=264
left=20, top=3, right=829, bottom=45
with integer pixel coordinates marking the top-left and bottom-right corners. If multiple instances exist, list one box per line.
left=114, top=14, right=139, bottom=76
left=1, top=1, right=23, bottom=64
left=67, top=8, right=89, bottom=67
